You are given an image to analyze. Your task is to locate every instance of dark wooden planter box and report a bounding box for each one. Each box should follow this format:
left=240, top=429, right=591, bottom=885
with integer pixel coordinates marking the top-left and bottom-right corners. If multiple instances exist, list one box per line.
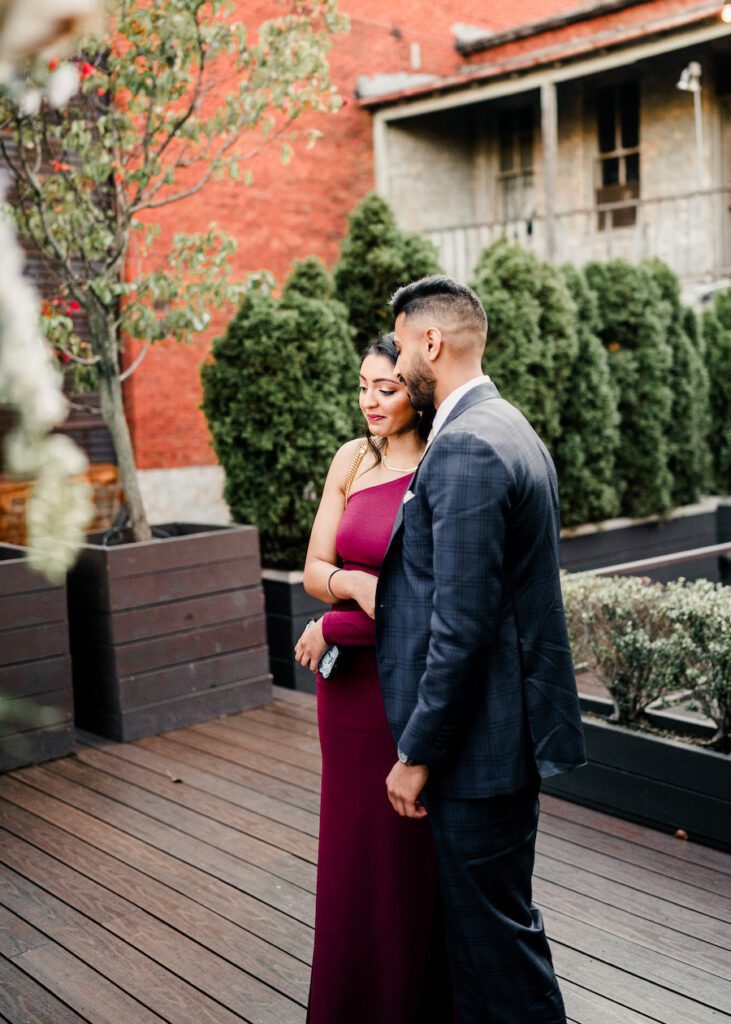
left=0, top=544, right=75, bottom=771
left=261, top=570, right=328, bottom=694
left=560, top=496, right=731, bottom=581
left=542, top=716, right=731, bottom=852
left=66, top=523, right=272, bottom=741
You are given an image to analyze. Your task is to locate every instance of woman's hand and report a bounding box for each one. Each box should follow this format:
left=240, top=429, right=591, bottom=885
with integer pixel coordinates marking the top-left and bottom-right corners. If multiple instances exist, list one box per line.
left=294, top=617, right=329, bottom=673
left=348, top=570, right=378, bottom=619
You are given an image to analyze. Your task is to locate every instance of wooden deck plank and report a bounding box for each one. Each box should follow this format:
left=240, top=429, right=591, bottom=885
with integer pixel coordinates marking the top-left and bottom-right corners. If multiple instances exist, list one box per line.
left=5, top=766, right=315, bottom=923
left=72, top=740, right=317, bottom=861
left=77, top=730, right=320, bottom=840
left=0, top=820, right=309, bottom=1003
left=0, top=785, right=313, bottom=962
left=0, top=865, right=302, bottom=1024
left=43, top=755, right=317, bottom=891
left=1, top=687, right=729, bottom=1024
left=0, top=954, right=90, bottom=1024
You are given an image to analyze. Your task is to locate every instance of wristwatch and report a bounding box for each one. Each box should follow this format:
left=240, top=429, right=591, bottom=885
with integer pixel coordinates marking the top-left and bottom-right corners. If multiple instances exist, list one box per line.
left=397, top=746, right=422, bottom=767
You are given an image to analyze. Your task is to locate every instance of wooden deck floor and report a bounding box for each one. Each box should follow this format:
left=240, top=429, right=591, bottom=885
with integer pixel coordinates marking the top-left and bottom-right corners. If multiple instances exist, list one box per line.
left=0, top=684, right=729, bottom=1024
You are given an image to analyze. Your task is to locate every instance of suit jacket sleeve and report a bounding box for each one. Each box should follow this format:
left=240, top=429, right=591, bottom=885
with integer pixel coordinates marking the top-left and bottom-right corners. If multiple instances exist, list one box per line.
left=397, top=431, right=512, bottom=766
left=322, top=607, right=375, bottom=646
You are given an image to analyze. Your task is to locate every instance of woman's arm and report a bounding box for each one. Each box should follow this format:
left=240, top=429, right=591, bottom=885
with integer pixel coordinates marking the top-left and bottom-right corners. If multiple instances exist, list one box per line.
left=303, top=439, right=377, bottom=612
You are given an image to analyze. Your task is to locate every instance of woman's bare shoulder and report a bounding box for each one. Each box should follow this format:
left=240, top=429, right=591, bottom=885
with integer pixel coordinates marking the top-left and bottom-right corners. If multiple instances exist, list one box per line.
left=328, top=437, right=371, bottom=487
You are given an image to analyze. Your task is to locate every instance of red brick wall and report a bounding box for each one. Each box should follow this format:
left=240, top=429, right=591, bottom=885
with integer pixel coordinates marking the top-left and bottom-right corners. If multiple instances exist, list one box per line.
left=124, top=0, right=584, bottom=469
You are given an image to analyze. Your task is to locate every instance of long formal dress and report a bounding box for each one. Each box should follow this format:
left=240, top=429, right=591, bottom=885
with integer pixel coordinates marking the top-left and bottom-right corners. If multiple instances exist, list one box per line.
left=306, top=473, right=453, bottom=1024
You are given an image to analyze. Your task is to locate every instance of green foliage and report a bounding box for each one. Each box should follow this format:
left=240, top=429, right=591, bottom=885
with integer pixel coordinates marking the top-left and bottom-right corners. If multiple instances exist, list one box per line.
left=583, top=260, right=673, bottom=519
left=563, top=573, right=731, bottom=748
left=470, top=238, right=578, bottom=451
left=201, top=260, right=360, bottom=569
left=643, top=259, right=710, bottom=506
left=562, top=573, right=678, bottom=725
left=0, top=0, right=347, bottom=359
left=333, top=193, right=441, bottom=351
left=555, top=266, right=620, bottom=526
left=701, top=288, right=731, bottom=494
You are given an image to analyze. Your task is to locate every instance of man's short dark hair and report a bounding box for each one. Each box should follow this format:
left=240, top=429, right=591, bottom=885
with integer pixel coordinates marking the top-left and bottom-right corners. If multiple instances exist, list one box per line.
left=390, top=275, right=487, bottom=337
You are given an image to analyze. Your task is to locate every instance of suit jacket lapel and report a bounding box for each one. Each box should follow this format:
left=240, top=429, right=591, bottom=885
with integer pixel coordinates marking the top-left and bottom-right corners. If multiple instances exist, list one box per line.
left=382, top=380, right=502, bottom=563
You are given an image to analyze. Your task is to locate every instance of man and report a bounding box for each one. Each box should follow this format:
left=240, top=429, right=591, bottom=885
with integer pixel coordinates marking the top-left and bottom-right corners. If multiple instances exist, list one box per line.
left=375, top=275, right=587, bottom=1023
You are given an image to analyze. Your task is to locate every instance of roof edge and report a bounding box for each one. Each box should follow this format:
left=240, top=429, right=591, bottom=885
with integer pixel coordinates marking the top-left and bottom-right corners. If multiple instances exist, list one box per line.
left=457, top=0, right=660, bottom=55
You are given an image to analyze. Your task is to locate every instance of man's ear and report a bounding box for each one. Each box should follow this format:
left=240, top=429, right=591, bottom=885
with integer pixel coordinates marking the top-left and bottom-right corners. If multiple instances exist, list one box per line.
left=424, top=327, right=443, bottom=362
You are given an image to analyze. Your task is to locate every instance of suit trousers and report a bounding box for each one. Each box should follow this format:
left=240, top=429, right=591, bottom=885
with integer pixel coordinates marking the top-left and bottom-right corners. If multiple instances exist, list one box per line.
left=420, top=773, right=567, bottom=1024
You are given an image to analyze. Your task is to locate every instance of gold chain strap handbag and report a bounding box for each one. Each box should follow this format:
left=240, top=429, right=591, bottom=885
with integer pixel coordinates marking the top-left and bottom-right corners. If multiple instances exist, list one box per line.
left=344, top=437, right=369, bottom=507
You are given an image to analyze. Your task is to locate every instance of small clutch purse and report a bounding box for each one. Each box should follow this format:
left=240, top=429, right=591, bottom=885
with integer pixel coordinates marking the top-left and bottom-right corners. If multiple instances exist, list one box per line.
left=305, top=619, right=340, bottom=679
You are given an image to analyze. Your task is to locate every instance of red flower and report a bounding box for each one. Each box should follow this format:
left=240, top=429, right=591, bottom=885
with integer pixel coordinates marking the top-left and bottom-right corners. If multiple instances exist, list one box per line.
left=79, top=61, right=95, bottom=80
left=48, top=57, right=59, bottom=72
left=69, top=300, right=81, bottom=312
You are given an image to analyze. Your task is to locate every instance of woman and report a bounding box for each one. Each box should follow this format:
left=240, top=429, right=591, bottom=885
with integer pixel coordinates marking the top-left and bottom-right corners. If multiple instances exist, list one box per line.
left=295, top=334, right=453, bottom=1023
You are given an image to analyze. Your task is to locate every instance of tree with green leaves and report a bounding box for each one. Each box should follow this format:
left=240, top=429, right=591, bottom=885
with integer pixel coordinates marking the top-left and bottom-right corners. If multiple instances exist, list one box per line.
left=643, top=259, right=710, bottom=507
left=701, top=288, right=731, bottom=494
left=334, top=193, right=441, bottom=351
left=0, top=0, right=347, bottom=542
left=555, top=265, right=620, bottom=527
left=584, top=259, right=673, bottom=519
left=201, top=258, right=359, bottom=569
left=470, top=237, right=579, bottom=453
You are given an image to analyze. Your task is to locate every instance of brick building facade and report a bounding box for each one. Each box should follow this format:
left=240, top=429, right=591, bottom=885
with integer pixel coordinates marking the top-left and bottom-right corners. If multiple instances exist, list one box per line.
left=126, top=0, right=615, bottom=524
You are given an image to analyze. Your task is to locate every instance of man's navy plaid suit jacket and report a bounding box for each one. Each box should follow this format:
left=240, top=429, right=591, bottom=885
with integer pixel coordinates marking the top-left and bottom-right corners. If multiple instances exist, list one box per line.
left=375, top=379, right=587, bottom=798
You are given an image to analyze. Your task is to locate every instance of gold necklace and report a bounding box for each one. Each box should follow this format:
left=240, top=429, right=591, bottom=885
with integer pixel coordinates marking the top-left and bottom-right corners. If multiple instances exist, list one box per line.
left=382, top=441, right=420, bottom=473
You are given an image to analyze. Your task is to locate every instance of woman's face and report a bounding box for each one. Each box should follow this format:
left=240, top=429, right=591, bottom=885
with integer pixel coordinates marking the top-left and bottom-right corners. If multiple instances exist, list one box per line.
left=359, top=352, right=419, bottom=438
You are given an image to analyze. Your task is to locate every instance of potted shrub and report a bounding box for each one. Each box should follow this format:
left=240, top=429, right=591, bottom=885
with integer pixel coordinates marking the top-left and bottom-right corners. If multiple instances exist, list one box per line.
left=553, top=573, right=731, bottom=852
left=0, top=544, right=75, bottom=769
left=0, top=1, right=347, bottom=736
left=201, top=259, right=360, bottom=693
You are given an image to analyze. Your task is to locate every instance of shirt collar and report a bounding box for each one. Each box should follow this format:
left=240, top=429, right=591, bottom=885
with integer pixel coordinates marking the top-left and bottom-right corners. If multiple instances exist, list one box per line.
left=428, top=374, right=492, bottom=442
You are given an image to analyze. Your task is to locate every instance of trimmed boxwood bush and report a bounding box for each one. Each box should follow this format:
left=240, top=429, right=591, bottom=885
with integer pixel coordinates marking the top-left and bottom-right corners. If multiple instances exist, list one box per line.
left=556, top=266, right=620, bottom=527
left=701, top=288, right=731, bottom=494
left=584, top=259, right=673, bottom=519
left=644, top=259, right=710, bottom=507
left=334, top=193, right=441, bottom=351
left=201, top=258, right=360, bottom=569
left=470, top=238, right=579, bottom=452
left=563, top=572, right=731, bottom=750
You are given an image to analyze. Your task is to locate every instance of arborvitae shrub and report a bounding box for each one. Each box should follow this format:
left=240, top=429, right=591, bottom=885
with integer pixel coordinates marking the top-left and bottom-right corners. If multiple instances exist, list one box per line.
left=702, top=288, right=731, bottom=494
left=555, top=266, right=620, bottom=527
left=584, top=259, right=673, bottom=519
left=470, top=237, right=578, bottom=452
left=201, top=259, right=360, bottom=569
left=334, top=193, right=441, bottom=351
left=643, top=259, right=710, bottom=506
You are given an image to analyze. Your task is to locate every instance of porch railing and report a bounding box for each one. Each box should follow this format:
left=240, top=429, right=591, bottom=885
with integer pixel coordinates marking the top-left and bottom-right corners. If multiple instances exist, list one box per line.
left=422, top=185, right=731, bottom=285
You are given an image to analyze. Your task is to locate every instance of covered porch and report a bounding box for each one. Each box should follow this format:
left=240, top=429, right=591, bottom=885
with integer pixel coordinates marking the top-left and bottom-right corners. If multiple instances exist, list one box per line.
left=366, top=3, right=731, bottom=299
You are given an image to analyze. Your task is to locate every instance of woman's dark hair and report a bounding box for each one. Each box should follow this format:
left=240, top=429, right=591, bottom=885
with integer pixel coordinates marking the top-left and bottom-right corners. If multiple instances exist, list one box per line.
left=360, top=332, right=435, bottom=465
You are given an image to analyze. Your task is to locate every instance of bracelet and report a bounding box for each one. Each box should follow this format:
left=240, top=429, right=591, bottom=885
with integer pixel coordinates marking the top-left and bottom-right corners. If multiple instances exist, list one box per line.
left=326, top=568, right=343, bottom=600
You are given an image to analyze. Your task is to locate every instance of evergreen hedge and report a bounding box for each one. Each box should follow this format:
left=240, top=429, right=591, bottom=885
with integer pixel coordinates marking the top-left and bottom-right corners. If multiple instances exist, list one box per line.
left=643, top=259, right=710, bottom=506
left=334, top=193, right=441, bottom=351
left=702, top=288, right=731, bottom=494
left=583, top=259, right=674, bottom=519
left=470, top=238, right=579, bottom=452
left=201, top=258, right=360, bottom=569
left=555, top=266, right=620, bottom=527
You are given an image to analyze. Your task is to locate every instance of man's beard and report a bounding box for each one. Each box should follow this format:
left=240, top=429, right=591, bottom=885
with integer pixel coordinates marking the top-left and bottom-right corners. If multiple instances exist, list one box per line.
left=403, top=355, right=436, bottom=410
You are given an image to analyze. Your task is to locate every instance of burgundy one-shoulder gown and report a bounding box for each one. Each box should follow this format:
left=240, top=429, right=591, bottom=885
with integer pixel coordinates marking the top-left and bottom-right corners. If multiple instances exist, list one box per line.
left=306, top=474, right=454, bottom=1024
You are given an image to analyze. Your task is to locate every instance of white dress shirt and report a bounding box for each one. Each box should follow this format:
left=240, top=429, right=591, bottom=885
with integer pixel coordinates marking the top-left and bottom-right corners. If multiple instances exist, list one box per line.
left=426, top=374, right=491, bottom=447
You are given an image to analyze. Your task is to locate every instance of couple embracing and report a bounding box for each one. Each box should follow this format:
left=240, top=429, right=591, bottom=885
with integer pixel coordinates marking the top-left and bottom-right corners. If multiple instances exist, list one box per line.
left=295, top=275, right=587, bottom=1023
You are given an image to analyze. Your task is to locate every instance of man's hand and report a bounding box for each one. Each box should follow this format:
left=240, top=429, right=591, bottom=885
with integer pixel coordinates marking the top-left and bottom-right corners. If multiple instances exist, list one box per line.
left=294, top=617, right=329, bottom=673
left=386, top=761, right=429, bottom=818
left=350, top=570, right=378, bottom=619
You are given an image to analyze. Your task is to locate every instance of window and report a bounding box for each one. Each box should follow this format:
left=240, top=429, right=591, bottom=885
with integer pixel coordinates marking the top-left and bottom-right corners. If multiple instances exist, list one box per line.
left=498, top=105, right=534, bottom=223
left=595, top=81, right=640, bottom=229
